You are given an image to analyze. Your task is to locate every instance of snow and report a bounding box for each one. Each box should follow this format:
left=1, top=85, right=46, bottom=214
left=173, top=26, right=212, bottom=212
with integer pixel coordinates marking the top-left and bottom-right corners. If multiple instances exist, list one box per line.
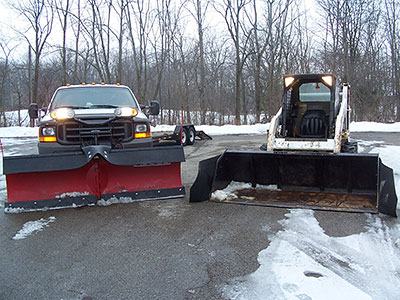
left=222, top=209, right=400, bottom=300
left=350, top=121, right=400, bottom=132
left=12, top=216, right=56, bottom=240
left=211, top=182, right=280, bottom=202
left=0, top=126, right=38, bottom=138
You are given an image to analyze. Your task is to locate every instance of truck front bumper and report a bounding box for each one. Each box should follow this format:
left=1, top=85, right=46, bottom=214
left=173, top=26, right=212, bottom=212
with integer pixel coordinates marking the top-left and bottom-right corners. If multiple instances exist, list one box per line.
left=38, top=137, right=153, bottom=154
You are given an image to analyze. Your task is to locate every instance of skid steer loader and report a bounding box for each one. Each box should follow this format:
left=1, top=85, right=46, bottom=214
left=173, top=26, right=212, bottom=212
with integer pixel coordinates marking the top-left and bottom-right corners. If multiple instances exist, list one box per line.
left=3, top=84, right=185, bottom=212
left=190, top=74, right=398, bottom=216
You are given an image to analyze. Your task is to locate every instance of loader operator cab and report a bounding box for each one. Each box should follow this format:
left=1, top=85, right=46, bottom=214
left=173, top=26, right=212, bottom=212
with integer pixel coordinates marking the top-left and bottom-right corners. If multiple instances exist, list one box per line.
left=281, top=74, right=339, bottom=139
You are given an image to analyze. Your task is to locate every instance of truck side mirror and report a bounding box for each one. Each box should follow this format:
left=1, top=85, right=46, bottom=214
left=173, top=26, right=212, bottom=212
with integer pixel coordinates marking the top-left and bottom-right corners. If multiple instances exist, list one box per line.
left=149, top=101, right=160, bottom=115
left=28, top=103, right=39, bottom=119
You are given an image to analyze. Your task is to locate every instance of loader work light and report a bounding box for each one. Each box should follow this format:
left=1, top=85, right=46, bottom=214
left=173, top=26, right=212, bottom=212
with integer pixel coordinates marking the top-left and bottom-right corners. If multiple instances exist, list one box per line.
left=51, top=108, right=75, bottom=120
left=114, top=107, right=138, bottom=117
left=322, top=75, right=333, bottom=86
left=284, top=76, right=295, bottom=87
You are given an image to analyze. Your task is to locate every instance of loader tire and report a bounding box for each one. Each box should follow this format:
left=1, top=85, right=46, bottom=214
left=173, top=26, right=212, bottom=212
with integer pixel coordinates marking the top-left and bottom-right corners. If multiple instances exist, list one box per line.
left=341, top=141, right=358, bottom=153
left=187, top=127, right=196, bottom=145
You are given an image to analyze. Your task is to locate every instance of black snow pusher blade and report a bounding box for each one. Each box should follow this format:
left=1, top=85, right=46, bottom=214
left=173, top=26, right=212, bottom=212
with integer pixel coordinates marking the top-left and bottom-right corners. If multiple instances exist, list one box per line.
left=190, top=150, right=398, bottom=217
left=4, top=145, right=185, bottom=212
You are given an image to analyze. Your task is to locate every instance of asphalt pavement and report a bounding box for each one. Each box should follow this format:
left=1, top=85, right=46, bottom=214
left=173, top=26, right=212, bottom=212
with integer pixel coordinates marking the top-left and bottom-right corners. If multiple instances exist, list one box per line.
left=0, top=133, right=399, bottom=300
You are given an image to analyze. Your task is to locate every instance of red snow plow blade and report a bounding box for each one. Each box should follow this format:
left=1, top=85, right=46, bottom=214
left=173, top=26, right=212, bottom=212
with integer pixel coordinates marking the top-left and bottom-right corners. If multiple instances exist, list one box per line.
left=190, top=150, right=398, bottom=217
left=3, top=145, right=185, bottom=212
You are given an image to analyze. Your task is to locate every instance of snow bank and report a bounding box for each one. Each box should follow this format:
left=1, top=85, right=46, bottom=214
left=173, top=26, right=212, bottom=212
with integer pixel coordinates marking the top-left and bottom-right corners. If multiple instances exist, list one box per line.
left=350, top=121, right=400, bottom=132
left=0, top=127, right=38, bottom=138
left=151, top=123, right=270, bottom=136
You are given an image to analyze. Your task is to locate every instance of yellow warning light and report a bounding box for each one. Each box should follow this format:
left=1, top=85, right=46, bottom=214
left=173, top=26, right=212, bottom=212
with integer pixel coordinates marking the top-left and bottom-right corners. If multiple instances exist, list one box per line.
left=82, top=82, right=86, bottom=85
left=91, top=82, right=95, bottom=85
left=66, top=83, right=70, bottom=86
left=116, top=83, right=120, bottom=86
left=101, top=82, right=105, bottom=85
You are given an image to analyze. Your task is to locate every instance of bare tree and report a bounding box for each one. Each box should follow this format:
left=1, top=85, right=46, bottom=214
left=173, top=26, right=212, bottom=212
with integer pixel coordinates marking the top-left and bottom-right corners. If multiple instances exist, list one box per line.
left=217, top=0, right=250, bottom=125
left=126, top=0, right=152, bottom=101
left=0, top=42, right=13, bottom=125
left=13, top=0, right=54, bottom=107
left=54, top=0, right=70, bottom=85
left=384, top=0, right=400, bottom=120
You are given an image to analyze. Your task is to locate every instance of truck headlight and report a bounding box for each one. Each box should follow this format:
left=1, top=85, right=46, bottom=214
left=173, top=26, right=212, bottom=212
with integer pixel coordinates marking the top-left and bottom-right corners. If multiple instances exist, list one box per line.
left=39, top=126, right=57, bottom=142
left=135, top=124, right=148, bottom=133
left=42, top=127, right=55, bottom=136
left=115, top=107, right=138, bottom=117
left=134, top=124, right=150, bottom=138
left=51, top=108, right=75, bottom=120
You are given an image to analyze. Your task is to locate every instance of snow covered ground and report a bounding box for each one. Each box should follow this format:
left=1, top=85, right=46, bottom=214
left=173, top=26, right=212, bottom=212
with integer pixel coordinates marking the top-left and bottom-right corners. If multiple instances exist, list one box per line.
left=1, top=122, right=400, bottom=299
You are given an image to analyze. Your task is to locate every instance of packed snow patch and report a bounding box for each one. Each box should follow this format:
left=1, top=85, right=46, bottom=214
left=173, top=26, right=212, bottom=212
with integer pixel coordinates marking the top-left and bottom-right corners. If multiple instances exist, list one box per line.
left=56, top=192, right=89, bottom=198
left=12, top=216, right=56, bottom=240
left=222, top=209, right=400, bottom=300
left=97, top=196, right=135, bottom=206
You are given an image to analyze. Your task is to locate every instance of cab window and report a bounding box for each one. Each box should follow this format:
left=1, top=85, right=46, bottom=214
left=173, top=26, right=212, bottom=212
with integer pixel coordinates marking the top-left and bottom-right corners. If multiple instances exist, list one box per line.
left=299, top=82, right=331, bottom=102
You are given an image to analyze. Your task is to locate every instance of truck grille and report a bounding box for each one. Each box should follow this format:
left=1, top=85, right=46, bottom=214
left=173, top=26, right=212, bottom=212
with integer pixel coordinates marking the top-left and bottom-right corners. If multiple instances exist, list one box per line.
left=57, top=119, right=133, bottom=145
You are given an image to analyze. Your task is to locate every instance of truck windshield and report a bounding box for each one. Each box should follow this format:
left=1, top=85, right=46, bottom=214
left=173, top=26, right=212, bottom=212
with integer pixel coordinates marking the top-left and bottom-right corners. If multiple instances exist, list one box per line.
left=50, top=86, right=139, bottom=110
left=299, top=82, right=331, bottom=102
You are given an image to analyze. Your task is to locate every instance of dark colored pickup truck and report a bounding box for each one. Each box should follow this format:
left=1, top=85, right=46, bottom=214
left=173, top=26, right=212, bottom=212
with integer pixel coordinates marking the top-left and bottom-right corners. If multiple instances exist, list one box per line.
left=29, top=84, right=159, bottom=154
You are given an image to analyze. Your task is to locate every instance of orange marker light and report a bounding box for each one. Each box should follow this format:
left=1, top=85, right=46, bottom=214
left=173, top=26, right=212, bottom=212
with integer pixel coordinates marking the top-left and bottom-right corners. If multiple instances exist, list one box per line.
left=39, top=136, right=57, bottom=142
left=134, top=132, right=151, bottom=139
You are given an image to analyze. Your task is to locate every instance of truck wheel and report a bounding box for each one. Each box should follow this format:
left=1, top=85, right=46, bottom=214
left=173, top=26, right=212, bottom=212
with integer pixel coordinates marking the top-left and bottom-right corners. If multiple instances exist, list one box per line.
left=187, top=127, right=196, bottom=145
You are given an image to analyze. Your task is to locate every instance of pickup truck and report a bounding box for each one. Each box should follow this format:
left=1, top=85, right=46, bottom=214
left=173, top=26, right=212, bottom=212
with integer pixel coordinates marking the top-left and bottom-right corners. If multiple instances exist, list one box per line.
left=29, top=83, right=159, bottom=154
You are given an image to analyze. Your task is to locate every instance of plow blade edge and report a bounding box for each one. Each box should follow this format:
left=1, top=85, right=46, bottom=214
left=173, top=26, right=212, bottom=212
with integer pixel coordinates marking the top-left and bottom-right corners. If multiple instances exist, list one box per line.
left=4, top=146, right=185, bottom=212
left=190, top=150, right=397, bottom=217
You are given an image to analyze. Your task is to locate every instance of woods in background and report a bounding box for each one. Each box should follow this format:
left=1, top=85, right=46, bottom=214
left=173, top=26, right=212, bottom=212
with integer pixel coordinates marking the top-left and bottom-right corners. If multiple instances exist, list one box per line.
left=0, top=0, right=399, bottom=126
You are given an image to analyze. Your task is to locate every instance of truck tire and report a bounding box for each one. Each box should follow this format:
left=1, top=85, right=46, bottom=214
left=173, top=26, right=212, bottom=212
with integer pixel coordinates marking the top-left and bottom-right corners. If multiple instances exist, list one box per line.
left=341, top=141, right=358, bottom=153
left=187, top=127, right=196, bottom=145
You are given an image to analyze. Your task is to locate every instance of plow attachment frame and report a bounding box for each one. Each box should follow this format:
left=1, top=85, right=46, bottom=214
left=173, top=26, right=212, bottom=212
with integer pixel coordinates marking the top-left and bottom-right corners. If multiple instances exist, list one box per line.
left=4, top=145, right=185, bottom=212
left=190, top=150, right=397, bottom=217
